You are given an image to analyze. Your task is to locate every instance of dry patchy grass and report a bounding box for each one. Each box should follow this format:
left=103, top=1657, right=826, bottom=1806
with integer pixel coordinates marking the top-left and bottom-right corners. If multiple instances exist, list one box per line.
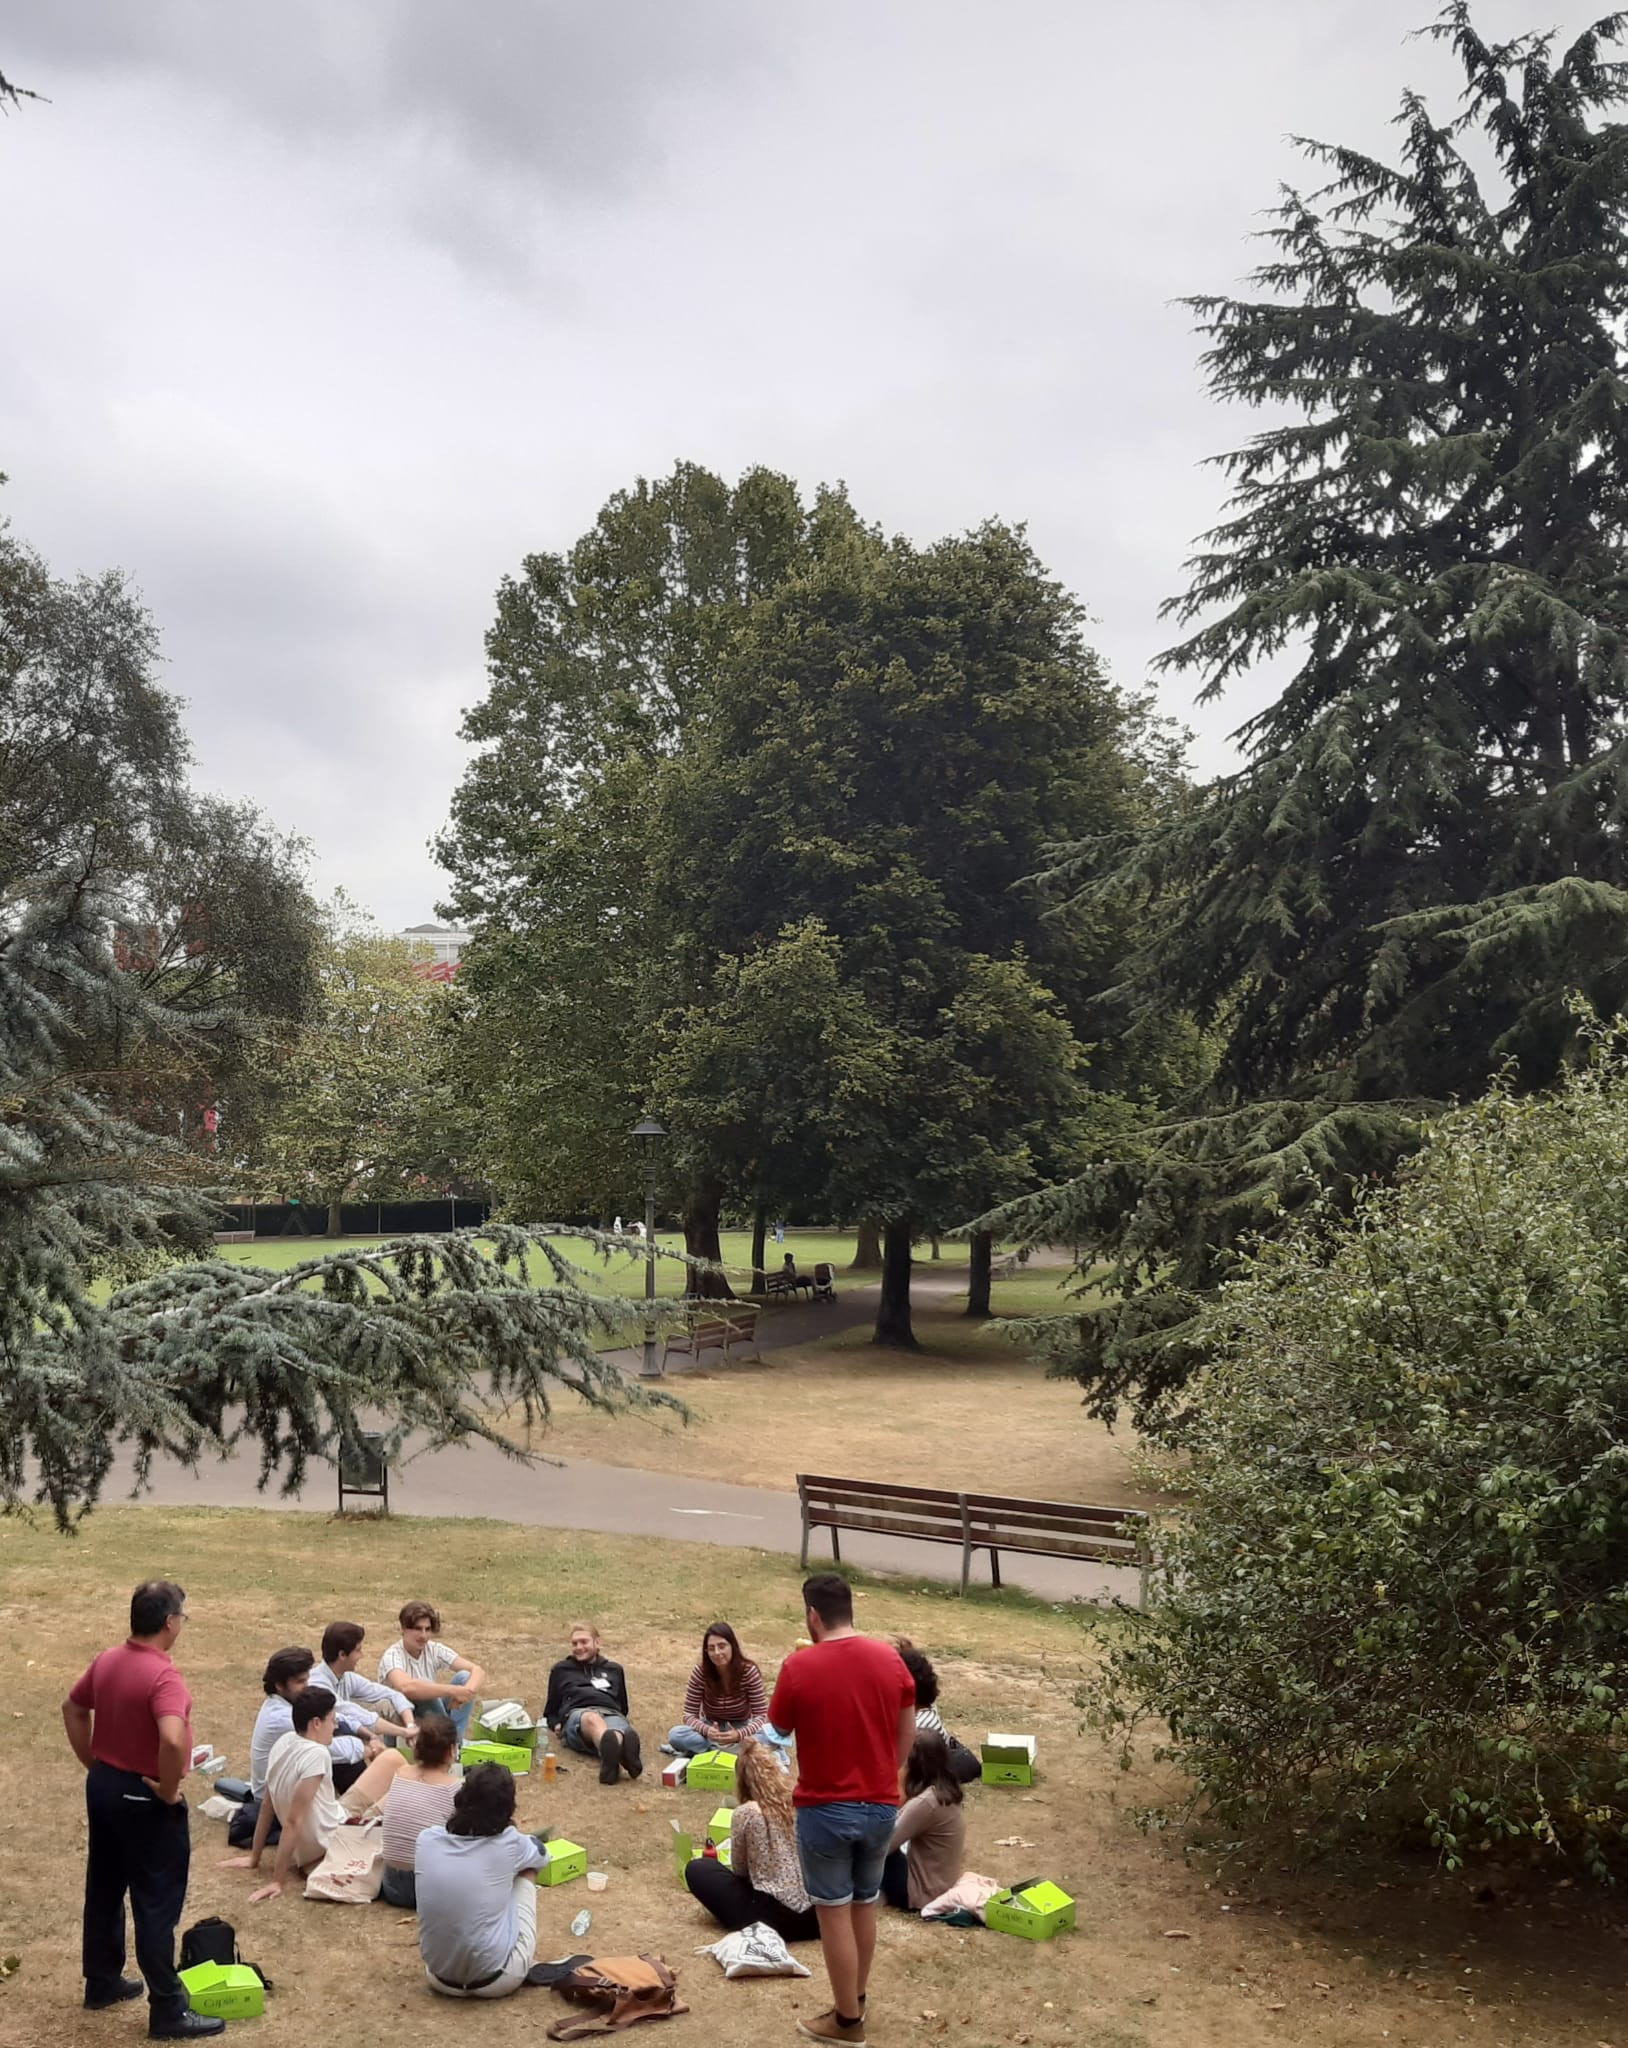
left=515, top=1304, right=1147, bottom=1503
left=1, top=1508, right=1624, bottom=2048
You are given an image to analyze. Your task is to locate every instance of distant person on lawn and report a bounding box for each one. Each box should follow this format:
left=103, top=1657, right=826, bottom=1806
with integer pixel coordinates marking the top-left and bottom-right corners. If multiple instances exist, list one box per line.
left=377, top=1601, right=486, bottom=1742
left=668, top=1621, right=771, bottom=1756
left=415, top=1763, right=544, bottom=1999
left=767, top=1573, right=915, bottom=2047
left=684, top=1738, right=819, bottom=1943
left=224, top=1687, right=404, bottom=1901
left=544, top=1622, right=643, bottom=1783
left=63, top=1579, right=220, bottom=2040
left=378, top=1713, right=460, bottom=1909
left=880, top=1729, right=967, bottom=1910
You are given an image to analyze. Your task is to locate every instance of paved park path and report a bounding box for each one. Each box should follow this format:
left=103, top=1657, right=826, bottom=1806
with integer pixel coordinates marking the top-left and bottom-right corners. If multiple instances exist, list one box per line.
left=120, top=1264, right=1134, bottom=1607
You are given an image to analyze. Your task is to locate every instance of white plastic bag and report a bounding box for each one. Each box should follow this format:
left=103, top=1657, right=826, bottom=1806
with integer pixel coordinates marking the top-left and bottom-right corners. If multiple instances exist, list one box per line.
left=476, top=1698, right=533, bottom=1730
left=697, top=1922, right=811, bottom=1979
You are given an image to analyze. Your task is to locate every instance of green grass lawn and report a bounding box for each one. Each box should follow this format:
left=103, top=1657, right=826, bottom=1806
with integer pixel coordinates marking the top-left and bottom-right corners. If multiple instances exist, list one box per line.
left=212, top=1226, right=968, bottom=1300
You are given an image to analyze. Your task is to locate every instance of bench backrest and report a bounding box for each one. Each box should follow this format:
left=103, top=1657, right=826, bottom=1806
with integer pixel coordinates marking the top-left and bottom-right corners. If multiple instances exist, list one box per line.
left=797, top=1472, right=1148, bottom=1560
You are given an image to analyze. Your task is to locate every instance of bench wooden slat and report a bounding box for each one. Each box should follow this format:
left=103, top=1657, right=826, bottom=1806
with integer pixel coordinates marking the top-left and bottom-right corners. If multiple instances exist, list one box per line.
left=964, top=1503, right=1146, bottom=1537
left=803, top=1488, right=965, bottom=1521
left=963, top=1489, right=1149, bottom=1524
left=798, top=1475, right=966, bottom=1505
left=803, top=1509, right=972, bottom=1547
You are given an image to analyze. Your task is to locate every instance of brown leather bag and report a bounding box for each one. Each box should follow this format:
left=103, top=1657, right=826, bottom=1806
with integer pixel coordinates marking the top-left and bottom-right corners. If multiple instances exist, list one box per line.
left=545, top=1953, right=688, bottom=2039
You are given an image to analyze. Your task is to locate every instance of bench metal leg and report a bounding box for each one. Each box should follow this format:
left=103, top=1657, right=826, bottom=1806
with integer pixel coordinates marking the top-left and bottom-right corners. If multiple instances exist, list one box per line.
left=799, top=1512, right=811, bottom=1571
left=830, top=1526, right=841, bottom=1564
left=989, top=1548, right=1001, bottom=1590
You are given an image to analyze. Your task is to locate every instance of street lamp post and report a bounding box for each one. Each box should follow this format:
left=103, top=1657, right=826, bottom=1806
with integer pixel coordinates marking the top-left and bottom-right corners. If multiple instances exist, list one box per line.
left=630, top=1117, right=667, bottom=1378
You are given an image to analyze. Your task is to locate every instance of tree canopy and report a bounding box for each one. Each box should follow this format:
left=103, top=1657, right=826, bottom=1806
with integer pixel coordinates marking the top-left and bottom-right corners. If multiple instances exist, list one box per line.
left=1005, top=5, right=1628, bottom=1423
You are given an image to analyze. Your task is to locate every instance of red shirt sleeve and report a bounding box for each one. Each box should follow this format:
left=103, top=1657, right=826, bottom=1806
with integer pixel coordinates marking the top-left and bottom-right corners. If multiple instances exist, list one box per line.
left=68, top=1656, right=100, bottom=1708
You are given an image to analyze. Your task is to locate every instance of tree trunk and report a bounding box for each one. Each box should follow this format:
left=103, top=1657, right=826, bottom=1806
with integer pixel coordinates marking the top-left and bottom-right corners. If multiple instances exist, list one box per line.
left=683, top=1185, right=735, bottom=1299
left=930, top=1235, right=941, bottom=1260
left=751, top=1203, right=768, bottom=1293
left=966, top=1229, right=994, bottom=1318
left=873, top=1218, right=919, bottom=1349
left=327, top=1196, right=344, bottom=1237
left=849, top=1218, right=883, bottom=1271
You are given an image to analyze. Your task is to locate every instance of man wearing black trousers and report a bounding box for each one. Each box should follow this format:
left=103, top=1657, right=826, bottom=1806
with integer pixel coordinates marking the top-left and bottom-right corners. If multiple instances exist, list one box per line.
left=62, top=1580, right=222, bottom=2041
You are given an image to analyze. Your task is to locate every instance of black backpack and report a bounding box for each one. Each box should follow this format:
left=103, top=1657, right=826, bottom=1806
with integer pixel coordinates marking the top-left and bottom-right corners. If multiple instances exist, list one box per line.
left=180, top=1918, right=238, bottom=1970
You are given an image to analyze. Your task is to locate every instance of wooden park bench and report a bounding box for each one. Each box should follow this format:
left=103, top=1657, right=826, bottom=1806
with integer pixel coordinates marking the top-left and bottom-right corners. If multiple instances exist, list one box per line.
left=212, top=1230, right=255, bottom=1244
left=661, top=1308, right=761, bottom=1371
left=795, top=1472, right=1153, bottom=1606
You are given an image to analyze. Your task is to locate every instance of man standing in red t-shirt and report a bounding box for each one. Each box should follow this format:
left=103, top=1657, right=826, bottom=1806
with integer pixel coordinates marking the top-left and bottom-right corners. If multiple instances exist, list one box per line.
left=768, top=1574, right=915, bottom=2047
left=62, top=1580, right=222, bottom=2041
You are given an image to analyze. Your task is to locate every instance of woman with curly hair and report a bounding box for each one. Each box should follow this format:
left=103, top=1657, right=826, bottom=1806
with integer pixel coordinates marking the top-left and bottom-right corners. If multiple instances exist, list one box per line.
left=684, top=1738, right=819, bottom=1942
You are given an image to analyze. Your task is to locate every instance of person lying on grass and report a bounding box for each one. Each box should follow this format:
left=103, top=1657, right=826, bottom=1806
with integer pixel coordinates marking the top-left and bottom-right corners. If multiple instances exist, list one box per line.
left=684, top=1737, right=819, bottom=1944
left=220, top=1686, right=404, bottom=1901
left=544, top=1621, right=643, bottom=1784
left=377, top=1600, right=486, bottom=1743
left=668, top=1621, right=773, bottom=1757
left=881, top=1729, right=967, bottom=1912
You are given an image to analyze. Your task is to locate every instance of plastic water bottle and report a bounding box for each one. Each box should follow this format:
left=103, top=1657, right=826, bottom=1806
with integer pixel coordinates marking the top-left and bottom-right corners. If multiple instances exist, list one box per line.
left=570, top=1908, right=592, bottom=1939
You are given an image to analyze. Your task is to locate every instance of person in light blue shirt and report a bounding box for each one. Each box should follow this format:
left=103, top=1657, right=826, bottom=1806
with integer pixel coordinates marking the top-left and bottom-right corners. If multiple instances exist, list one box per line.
left=249, top=1648, right=369, bottom=1796
left=416, top=1766, right=544, bottom=1999
left=311, top=1622, right=414, bottom=1741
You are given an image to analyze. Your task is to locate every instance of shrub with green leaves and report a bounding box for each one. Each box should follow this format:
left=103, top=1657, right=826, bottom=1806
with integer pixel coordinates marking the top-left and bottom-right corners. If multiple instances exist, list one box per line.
left=1092, top=1049, right=1628, bottom=1875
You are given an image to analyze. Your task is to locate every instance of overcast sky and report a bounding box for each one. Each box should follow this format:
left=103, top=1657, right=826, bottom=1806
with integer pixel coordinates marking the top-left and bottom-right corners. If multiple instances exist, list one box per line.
left=1, top=1, right=1601, bottom=926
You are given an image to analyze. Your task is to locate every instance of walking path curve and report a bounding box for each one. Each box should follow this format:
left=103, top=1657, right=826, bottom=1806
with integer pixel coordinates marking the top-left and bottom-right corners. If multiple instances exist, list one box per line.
left=117, top=1264, right=1134, bottom=1606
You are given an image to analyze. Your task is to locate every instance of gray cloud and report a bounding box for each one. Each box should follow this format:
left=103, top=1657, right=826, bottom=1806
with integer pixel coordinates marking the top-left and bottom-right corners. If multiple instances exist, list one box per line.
left=0, top=0, right=1603, bottom=925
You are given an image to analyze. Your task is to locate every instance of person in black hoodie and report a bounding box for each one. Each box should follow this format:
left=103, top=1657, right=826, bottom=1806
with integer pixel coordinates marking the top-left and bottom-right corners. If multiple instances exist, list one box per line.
left=543, top=1623, right=642, bottom=1784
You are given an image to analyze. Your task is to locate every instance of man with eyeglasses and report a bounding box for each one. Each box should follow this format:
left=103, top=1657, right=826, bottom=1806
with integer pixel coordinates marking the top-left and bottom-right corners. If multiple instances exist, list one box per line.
left=62, top=1579, right=221, bottom=2040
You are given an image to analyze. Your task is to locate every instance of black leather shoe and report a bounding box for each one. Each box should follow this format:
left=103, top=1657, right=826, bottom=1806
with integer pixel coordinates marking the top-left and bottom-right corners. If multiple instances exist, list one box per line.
left=620, top=1726, right=643, bottom=1778
left=148, top=2013, right=227, bottom=2040
left=85, top=1977, right=144, bottom=2009
left=597, top=1729, right=623, bottom=1784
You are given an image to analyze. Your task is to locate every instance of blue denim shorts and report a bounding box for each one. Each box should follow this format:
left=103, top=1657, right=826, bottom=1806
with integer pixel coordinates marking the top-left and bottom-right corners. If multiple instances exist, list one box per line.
left=562, top=1708, right=631, bottom=1754
left=795, top=1801, right=896, bottom=1907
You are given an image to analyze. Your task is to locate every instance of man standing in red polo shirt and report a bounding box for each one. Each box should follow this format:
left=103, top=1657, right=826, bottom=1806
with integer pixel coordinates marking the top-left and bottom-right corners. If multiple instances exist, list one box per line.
left=62, top=1580, right=222, bottom=2041
left=768, top=1574, right=916, bottom=2048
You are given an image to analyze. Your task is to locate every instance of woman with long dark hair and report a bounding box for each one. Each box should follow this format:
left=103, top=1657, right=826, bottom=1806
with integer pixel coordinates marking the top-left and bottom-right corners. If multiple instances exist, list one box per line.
left=684, top=1738, right=819, bottom=1941
left=413, top=1764, right=545, bottom=1998
left=881, top=1729, right=967, bottom=1911
left=667, top=1621, right=770, bottom=1756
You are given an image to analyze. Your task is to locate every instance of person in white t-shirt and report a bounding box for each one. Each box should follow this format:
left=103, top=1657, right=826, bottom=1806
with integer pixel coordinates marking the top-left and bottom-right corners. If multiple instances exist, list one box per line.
left=221, top=1688, right=404, bottom=1902
left=378, top=1600, right=486, bottom=1742
left=415, top=1764, right=544, bottom=1999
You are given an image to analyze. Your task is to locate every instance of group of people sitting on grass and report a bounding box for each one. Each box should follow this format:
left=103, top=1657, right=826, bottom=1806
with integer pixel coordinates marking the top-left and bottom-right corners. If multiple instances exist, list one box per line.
left=217, top=1589, right=979, bottom=2031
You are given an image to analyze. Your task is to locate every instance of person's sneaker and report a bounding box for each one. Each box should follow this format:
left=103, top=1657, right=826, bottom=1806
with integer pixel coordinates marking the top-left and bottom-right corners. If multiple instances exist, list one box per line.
left=796, top=2010, right=866, bottom=2044
left=620, top=1727, right=643, bottom=1778
left=85, top=1977, right=144, bottom=2010
left=597, top=1728, right=623, bottom=1784
left=148, top=2014, right=227, bottom=2041
left=658, top=1741, right=676, bottom=1756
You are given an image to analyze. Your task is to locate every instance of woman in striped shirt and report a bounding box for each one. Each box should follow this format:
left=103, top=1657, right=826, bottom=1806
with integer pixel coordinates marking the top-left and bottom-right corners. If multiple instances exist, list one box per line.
left=667, top=1622, right=769, bottom=1756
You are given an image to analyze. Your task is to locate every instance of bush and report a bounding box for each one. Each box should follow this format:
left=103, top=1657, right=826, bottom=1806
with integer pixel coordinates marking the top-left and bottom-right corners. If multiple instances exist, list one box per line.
left=1091, top=1048, right=1628, bottom=1876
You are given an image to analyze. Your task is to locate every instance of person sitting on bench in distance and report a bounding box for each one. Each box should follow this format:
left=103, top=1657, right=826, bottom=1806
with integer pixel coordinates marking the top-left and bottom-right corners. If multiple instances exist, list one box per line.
left=378, top=1713, right=459, bottom=1910
left=544, top=1622, right=642, bottom=1784
left=893, top=1640, right=981, bottom=1784
left=880, top=1729, right=967, bottom=1911
left=415, top=1763, right=544, bottom=2000
left=224, top=1687, right=405, bottom=1901
left=668, top=1621, right=771, bottom=1757
left=685, top=1737, right=820, bottom=1943
left=377, top=1601, right=485, bottom=1742
left=311, top=1621, right=415, bottom=1746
